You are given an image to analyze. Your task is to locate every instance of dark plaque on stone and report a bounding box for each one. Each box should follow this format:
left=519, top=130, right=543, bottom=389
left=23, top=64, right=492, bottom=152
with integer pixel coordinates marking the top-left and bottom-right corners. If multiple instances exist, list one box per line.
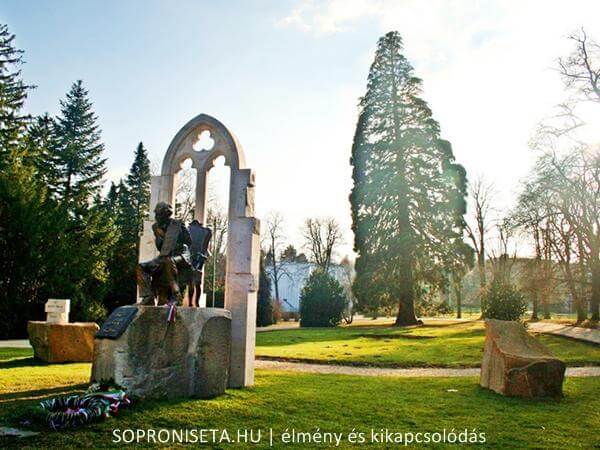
left=96, top=306, right=138, bottom=339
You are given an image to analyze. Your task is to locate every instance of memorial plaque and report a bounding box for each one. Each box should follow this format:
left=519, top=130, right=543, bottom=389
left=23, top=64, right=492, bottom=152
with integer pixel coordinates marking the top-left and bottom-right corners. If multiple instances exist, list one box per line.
left=46, top=312, right=69, bottom=324
left=45, top=299, right=70, bottom=324
left=45, top=299, right=70, bottom=313
left=96, top=306, right=138, bottom=339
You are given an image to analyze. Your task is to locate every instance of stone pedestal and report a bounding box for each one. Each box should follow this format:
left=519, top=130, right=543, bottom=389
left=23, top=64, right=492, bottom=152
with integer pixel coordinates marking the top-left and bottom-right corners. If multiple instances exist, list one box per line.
left=28, top=321, right=99, bottom=363
left=91, top=306, right=231, bottom=399
left=480, top=319, right=565, bottom=397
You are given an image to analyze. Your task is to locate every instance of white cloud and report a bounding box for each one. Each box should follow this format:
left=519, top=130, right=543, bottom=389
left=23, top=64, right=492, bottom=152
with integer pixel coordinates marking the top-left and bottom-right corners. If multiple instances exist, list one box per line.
left=277, top=0, right=384, bottom=35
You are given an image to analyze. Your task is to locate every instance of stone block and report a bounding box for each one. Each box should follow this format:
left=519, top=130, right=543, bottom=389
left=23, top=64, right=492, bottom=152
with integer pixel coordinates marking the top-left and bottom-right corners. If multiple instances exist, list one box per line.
left=28, top=321, right=99, bottom=363
left=480, top=319, right=565, bottom=397
left=91, top=306, right=231, bottom=399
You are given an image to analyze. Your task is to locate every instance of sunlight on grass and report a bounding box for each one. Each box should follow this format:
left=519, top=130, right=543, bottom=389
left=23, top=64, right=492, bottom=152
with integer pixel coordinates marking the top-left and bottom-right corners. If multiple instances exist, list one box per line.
left=256, top=321, right=600, bottom=368
left=0, top=354, right=599, bottom=449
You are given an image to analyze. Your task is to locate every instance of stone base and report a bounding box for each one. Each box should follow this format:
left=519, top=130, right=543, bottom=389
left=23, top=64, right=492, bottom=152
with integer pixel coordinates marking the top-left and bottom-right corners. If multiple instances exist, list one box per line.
left=480, top=319, right=565, bottom=397
left=91, top=306, right=231, bottom=399
left=28, top=321, right=99, bottom=363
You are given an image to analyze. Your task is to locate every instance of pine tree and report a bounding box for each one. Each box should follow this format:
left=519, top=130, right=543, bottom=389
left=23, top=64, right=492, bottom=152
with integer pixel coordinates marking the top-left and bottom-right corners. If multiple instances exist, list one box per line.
left=0, top=157, right=63, bottom=337
left=104, top=182, right=119, bottom=214
left=25, top=114, right=61, bottom=192
left=0, top=24, right=33, bottom=164
left=350, top=32, right=467, bottom=325
left=102, top=180, right=135, bottom=310
left=53, top=80, right=106, bottom=211
left=126, top=142, right=151, bottom=239
left=103, top=142, right=150, bottom=311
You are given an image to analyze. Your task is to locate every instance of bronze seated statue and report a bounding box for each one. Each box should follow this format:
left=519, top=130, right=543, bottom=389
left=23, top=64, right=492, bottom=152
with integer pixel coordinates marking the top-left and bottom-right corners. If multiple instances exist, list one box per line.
left=137, top=202, right=212, bottom=306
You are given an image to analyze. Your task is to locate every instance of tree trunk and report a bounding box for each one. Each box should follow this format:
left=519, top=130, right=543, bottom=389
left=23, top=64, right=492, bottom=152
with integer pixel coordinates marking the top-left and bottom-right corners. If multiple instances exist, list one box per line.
left=272, top=264, right=280, bottom=304
left=455, top=282, right=462, bottom=319
left=270, top=238, right=280, bottom=304
left=395, top=297, right=419, bottom=326
left=394, top=260, right=419, bottom=326
left=477, top=257, right=486, bottom=318
left=591, top=259, right=600, bottom=321
left=542, top=297, right=551, bottom=320
left=576, top=297, right=587, bottom=323
left=531, top=293, right=539, bottom=321
left=478, top=257, right=486, bottom=287
left=565, top=265, right=587, bottom=323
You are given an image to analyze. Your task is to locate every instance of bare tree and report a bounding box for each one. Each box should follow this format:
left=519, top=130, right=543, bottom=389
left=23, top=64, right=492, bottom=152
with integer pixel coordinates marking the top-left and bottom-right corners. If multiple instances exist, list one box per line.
left=302, top=217, right=343, bottom=271
left=520, top=146, right=599, bottom=322
left=465, top=176, right=495, bottom=302
left=515, top=29, right=600, bottom=324
left=264, top=211, right=288, bottom=304
left=513, top=183, right=558, bottom=320
left=174, top=166, right=196, bottom=224
left=488, top=219, right=519, bottom=284
left=558, top=28, right=600, bottom=104
left=548, top=147, right=600, bottom=321
left=547, top=212, right=589, bottom=322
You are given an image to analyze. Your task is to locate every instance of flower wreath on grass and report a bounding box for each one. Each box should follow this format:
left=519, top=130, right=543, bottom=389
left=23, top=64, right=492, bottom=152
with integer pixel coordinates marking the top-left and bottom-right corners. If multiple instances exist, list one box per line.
left=38, top=382, right=131, bottom=430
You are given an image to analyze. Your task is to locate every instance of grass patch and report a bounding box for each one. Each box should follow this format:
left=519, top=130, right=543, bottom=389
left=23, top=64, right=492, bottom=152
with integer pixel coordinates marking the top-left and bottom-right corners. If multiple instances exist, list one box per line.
left=0, top=352, right=599, bottom=448
left=256, top=321, right=600, bottom=368
left=0, top=347, right=33, bottom=362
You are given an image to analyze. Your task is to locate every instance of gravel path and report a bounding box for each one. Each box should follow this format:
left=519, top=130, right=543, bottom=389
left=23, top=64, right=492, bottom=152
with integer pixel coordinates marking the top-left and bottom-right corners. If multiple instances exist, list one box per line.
left=256, top=359, right=600, bottom=378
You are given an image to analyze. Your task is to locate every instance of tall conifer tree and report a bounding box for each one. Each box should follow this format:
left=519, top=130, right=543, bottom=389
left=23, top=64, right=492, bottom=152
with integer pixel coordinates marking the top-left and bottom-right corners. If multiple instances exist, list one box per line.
left=0, top=24, right=32, bottom=163
left=25, top=114, right=60, bottom=192
left=126, top=142, right=151, bottom=239
left=104, top=143, right=150, bottom=311
left=53, top=80, right=106, bottom=211
left=350, top=32, right=467, bottom=325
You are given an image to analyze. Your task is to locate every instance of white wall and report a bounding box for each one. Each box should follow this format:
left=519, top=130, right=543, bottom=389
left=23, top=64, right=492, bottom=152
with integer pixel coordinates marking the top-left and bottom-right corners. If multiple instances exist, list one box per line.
left=266, top=262, right=348, bottom=312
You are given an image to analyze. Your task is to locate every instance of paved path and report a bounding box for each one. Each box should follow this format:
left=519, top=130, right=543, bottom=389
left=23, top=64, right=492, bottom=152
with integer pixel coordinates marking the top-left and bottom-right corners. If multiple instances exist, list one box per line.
left=0, top=340, right=30, bottom=348
left=3, top=339, right=598, bottom=378
left=528, top=322, right=600, bottom=345
left=256, top=360, right=600, bottom=377
left=256, top=323, right=299, bottom=332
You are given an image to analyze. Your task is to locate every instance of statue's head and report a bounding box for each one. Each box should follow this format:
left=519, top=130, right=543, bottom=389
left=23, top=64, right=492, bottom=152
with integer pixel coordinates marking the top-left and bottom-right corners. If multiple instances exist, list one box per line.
left=154, top=202, right=173, bottom=224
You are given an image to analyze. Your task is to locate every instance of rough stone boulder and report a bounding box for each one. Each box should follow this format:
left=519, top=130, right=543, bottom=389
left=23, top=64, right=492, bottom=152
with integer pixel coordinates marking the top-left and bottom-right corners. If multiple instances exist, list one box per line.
left=91, top=306, right=231, bottom=399
left=480, top=319, right=565, bottom=397
left=28, top=321, right=99, bottom=363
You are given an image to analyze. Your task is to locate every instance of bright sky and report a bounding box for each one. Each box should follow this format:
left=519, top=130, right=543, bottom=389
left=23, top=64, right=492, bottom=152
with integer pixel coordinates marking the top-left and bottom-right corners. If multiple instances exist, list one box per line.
left=2, top=0, right=599, bottom=259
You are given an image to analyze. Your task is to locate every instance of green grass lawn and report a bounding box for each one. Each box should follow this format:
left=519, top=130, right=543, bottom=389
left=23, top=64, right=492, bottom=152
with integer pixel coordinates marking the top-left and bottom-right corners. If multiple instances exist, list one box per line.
left=256, top=321, right=600, bottom=368
left=0, top=350, right=599, bottom=448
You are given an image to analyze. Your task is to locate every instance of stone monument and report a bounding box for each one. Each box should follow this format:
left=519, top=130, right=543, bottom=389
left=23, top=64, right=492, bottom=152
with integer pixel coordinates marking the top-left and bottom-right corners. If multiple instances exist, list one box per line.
left=91, top=114, right=259, bottom=398
left=28, top=299, right=98, bottom=363
left=138, top=113, right=260, bottom=388
left=480, top=319, right=565, bottom=397
left=92, top=306, right=231, bottom=399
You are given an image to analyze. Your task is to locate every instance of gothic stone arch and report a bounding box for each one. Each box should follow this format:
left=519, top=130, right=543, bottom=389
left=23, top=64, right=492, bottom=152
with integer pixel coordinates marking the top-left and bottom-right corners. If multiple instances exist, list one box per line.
left=138, top=113, right=259, bottom=388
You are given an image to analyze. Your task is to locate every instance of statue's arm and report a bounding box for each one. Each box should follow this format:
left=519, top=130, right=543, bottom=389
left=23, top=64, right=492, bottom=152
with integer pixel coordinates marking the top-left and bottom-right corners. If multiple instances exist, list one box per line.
left=152, top=223, right=164, bottom=251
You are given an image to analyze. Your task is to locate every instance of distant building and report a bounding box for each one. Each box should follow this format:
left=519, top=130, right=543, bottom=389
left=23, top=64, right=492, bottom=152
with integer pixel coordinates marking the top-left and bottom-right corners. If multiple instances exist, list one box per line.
left=265, top=262, right=348, bottom=313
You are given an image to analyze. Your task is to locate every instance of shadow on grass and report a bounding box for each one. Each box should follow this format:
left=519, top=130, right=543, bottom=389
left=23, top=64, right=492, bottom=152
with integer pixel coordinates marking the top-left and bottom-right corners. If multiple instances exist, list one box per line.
left=256, top=354, right=482, bottom=368
left=257, top=321, right=482, bottom=348
left=360, top=334, right=436, bottom=340
left=0, top=383, right=89, bottom=403
left=0, top=357, right=52, bottom=370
